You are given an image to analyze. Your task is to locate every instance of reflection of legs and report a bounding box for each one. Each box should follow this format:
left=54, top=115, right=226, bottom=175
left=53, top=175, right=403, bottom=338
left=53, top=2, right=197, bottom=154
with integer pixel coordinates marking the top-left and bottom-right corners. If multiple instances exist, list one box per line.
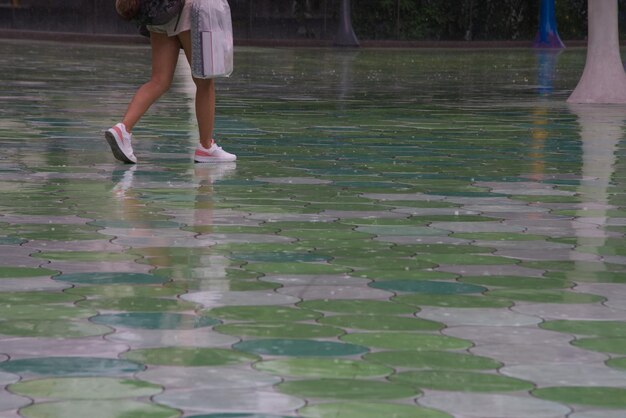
left=122, top=32, right=182, bottom=131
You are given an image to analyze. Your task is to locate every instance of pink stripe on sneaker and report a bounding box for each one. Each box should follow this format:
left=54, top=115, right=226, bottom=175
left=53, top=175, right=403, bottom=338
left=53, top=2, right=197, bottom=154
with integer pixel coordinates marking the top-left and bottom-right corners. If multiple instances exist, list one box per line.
left=195, top=149, right=213, bottom=157
left=112, top=125, right=125, bottom=144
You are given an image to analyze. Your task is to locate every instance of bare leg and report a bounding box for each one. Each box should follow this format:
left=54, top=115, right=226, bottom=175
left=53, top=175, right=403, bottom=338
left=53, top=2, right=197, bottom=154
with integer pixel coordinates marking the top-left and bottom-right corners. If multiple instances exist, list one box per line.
left=122, top=32, right=182, bottom=131
left=178, top=30, right=215, bottom=149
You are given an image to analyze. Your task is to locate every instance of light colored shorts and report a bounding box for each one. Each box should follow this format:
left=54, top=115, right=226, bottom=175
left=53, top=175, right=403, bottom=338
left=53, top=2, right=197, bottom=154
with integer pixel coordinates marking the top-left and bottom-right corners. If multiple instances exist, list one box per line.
left=146, top=0, right=192, bottom=37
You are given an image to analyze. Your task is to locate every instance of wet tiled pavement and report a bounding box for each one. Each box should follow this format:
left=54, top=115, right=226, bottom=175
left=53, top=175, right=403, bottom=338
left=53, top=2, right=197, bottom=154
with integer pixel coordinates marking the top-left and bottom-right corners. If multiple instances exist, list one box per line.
left=1, top=39, right=626, bottom=417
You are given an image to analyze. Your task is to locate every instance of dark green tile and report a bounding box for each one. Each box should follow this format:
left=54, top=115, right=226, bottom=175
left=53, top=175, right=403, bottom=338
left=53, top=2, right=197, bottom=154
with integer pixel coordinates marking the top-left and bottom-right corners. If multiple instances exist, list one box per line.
left=90, top=313, right=220, bottom=330
left=370, top=280, right=486, bottom=294
left=393, top=293, right=513, bottom=308
left=532, top=386, right=626, bottom=408
left=0, top=357, right=144, bottom=376
left=234, top=339, right=369, bottom=357
left=390, top=370, right=533, bottom=392
left=297, top=299, right=415, bottom=315
left=254, top=358, right=392, bottom=378
left=215, top=322, right=344, bottom=338
left=572, top=337, right=626, bottom=355
left=298, top=402, right=452, bottom=418
left=0, top=266, right=59, bottom=278
left=365, top=350, right=502, bottom=370
left=540, top=320, right=626, bottom=337
left=341, top=332, right=471, bottom=350
left=318, top=315, right=442, bottom=331
left=278, top=378, right=418, bottom=400
left=122, top=347, right=259, bottom=366
left=54, top=272, right=166, bottom=285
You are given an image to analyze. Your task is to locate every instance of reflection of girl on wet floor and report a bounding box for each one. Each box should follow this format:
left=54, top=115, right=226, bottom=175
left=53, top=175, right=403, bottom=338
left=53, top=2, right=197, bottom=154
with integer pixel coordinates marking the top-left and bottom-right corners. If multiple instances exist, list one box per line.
left=106, top=0, right=236, bottom=164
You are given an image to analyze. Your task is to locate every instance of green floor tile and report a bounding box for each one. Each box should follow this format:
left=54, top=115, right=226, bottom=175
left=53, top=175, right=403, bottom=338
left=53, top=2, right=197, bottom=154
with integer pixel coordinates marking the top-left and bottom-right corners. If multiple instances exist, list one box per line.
left=0, top=357, right=144, bottom=376
left=6, top=225, right=107, bottom=241
left=31, top=251, right=137, bottom=262
left=122, top=347, right=259, bottom=366
left=351, top=269, right=459, bottom=281
left=571, top=337, right=626, bottom=355
left=204, top=305, right=322, bottom=322
left=339, top=218, right=429, bottom=227
left=234, top=339, right=369, bottom=357
left=606, top=357, right=626, bottom=371
left=77, top=297, right=197, bottom=312
left=156, top=267, right=261, bottom=281
left=532, top=386, right=626, bottom=408
left=370, top=280, right=486, bottom=294
left=340, top=332, right=471, bottom=351
left=19, top=400, right=180, bottom=418
left=297, top=299, right=415, bottom=315
left=0, top=320, right=111, bottom=338
left=390, top=370, right=534, bottom=392
left=486, top=289, right=604, bottom=304
left=243, top=262, right=352, bottom=275
left=88, top=220, right=182, bottom=229
left=215, top=322, right=344, bottom=338
left=54, top=272, right=166, bottom=285
left=354, top=226, right=448, bottom=237
left=254, top=358, right=393, bottom=378
left=187, top=414, right=292, bottom=418
left=228, top=252, right=330, bottom=263
left=0, top=291, right=79, bottom=304
left=393, top=244, right=495, bottom=255
left=278, top=378, right=418, bottom=400
left=393, top=293, right=512, bottom=308
left=511, top=195, right=582, bottom=203
left=299, top=402, right=452, bottom=418
left=267, top=221, right=354, bottom=231
left=0, top=304, right=96, bottom=321
left=65, top=284, right=184, bottom=298
left=91, top=313, right=220, bottom=330
left=129, top=247, right=215, bottom=257
left=9, top=377, right=162, bottom=399
left=460, top=275, right=572, bottom=289
left=413, top=254, right=519, bottom=266
left=451, top=233, right=547, bottom=241
left=0, top=266, right=59, bottom=278
left=331, top=257, right=437, bottom=270
left=524, top=261, right=626, bottom=273
left=364, top=350, right=502, bottom=370
left=544, top=270, right=626, bottom=283
left=278, top=230, right=375, bottom=241
left=318, top=315, right=443, bottom=331
left=540, top=320, right=626, bottom=337
left=0, top=236, right=26, bottom=245
left=301, top=243, right=393, bottom=258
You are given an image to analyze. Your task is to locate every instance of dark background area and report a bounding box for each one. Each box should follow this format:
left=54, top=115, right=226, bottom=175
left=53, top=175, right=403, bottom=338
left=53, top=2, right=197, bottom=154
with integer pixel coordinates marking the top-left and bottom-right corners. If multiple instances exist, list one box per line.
left=0, top=0, right=625, bottom=41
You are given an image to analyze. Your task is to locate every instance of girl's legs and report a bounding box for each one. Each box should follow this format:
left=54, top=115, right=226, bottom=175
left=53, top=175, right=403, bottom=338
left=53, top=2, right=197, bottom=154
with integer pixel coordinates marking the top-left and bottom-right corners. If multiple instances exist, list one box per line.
left=122, top=32, right=182, bottom=131
left=177, top=30, right=215, bottom=149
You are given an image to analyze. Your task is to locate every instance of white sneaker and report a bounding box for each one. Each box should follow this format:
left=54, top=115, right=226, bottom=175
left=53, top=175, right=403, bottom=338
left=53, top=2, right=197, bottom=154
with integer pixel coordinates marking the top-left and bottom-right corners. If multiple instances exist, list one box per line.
left=194, top=141, right=237, bottom=163
left=105, top=123, right=137, bottom=164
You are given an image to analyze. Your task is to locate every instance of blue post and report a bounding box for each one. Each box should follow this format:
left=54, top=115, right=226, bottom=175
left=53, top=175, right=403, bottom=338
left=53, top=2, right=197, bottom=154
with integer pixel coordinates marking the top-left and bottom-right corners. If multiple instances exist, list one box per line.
left=534, top=0, right=565, bottom=48
left=335, top=0, right=359, bottom=47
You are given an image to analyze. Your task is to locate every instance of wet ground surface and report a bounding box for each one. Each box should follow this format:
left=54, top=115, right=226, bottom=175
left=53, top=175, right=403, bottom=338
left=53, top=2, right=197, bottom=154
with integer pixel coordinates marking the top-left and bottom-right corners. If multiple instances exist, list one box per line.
left=1, top=39, right=626, bottom=418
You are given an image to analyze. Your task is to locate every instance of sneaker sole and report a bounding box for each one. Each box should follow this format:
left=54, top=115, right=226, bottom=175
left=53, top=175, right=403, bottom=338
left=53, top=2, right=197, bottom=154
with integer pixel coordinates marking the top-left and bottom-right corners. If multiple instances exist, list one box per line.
left=193, top=160, right=236, bottom=164
left=105, top=131, right=136, bottom=164
left=194, top=157, right=237, bottom=163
